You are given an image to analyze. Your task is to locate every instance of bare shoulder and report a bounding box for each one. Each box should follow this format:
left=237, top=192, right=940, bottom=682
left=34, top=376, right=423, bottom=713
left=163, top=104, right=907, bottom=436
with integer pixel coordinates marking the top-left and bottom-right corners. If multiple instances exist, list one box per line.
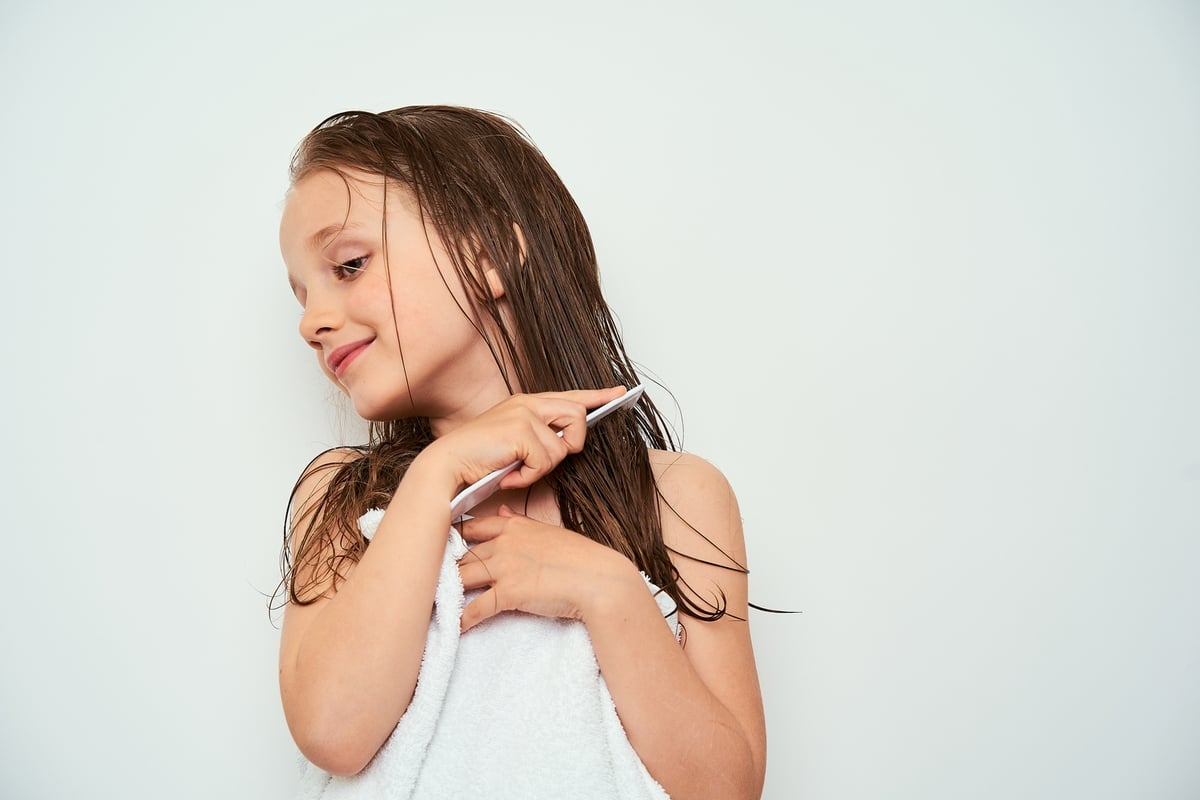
left=286, top=447, right=365, bottom=601
left=649, top=449, right=738, bottom=507
left=290, top=447, right=363, bottom=524
left=297, top=446, right=364, bottom=484
left=648, top=449, right=749, bottom=597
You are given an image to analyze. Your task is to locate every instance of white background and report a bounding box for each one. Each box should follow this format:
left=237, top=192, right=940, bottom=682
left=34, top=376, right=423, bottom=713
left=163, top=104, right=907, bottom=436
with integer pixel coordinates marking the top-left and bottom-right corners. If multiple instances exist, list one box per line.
left=1, top=2, right=1198, bottom=798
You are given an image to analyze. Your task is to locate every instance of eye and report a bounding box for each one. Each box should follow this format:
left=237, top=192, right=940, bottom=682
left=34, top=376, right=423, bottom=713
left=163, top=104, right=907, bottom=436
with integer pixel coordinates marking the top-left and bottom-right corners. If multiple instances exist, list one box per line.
left=332, top=256, right=367, bottom=280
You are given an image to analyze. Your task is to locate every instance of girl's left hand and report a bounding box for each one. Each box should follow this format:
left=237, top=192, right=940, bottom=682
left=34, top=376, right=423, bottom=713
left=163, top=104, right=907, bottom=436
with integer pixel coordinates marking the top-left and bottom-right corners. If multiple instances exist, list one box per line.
left=457, top=505, right=638, bottom=632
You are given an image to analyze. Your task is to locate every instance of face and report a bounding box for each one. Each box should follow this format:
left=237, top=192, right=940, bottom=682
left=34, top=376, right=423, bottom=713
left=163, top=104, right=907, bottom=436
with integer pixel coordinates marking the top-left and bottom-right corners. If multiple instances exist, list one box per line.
left=280, top=167, right=510, bottom=428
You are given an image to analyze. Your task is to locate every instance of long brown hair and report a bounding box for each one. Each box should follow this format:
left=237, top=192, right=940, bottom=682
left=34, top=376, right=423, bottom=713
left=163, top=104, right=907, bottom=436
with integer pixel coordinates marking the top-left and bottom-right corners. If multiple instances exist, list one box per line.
left=277, top=105, right=736, bottom=621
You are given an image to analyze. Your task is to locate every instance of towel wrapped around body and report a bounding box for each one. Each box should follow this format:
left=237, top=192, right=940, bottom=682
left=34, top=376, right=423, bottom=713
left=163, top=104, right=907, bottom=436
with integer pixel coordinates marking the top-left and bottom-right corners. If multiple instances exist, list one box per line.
left=295, top=509, right=677, bottom=800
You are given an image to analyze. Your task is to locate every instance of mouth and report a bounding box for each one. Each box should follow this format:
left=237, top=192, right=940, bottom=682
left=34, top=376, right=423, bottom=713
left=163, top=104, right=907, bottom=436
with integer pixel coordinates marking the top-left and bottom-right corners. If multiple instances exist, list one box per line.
left=327, top=337, right=374, bottom=378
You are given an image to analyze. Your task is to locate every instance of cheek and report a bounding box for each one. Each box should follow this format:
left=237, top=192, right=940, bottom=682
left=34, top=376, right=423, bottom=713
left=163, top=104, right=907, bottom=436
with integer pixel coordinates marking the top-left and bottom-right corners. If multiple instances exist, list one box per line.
left=352, top=275, right=400, bottom=326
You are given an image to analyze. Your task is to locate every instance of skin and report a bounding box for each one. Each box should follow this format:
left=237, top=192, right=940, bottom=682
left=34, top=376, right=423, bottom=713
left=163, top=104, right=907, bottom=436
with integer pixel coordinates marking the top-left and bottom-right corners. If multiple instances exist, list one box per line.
left=278, top=168, right=767, bottom=798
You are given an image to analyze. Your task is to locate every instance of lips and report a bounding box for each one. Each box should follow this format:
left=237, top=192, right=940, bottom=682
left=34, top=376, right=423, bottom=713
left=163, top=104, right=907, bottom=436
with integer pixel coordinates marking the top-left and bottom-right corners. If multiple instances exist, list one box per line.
left=326, top=338, right=374, bottom=378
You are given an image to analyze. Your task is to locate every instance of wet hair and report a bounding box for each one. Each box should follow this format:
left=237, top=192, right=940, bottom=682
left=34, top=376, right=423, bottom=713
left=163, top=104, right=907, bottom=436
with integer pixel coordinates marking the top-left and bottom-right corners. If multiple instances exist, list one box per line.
left=275, top=105, right=743, bottom=621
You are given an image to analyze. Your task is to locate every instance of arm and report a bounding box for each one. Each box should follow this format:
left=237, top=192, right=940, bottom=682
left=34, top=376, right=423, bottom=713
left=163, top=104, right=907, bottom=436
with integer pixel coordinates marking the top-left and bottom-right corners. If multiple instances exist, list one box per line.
left=590, top=452, right=766, bottom=799
left=278, top=447, right=458, bottom=776
left=278, top=388, right=626, bottom=775
left=458, top=452, right=767, bottom=799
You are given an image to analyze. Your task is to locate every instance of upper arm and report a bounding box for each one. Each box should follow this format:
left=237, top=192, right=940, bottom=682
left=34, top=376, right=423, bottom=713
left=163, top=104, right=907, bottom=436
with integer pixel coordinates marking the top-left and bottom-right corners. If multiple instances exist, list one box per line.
left=279, top=448, right=362, bottom=669
left=286, top=448, right=363, bottom=596
left=652, top=451, right=767, bottom=782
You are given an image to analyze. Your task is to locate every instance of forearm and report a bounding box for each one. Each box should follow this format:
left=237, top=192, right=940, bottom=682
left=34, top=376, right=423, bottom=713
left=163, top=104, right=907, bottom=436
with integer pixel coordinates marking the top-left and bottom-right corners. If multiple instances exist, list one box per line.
left=584, top=562, right=765, bottom=800
left=281, top=454, right=457, bottom=774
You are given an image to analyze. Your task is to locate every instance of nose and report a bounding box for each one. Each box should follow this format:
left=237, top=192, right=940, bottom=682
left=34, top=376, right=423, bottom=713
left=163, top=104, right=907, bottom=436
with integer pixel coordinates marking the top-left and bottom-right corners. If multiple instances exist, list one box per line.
left=298, top=290, right=340, bottom=351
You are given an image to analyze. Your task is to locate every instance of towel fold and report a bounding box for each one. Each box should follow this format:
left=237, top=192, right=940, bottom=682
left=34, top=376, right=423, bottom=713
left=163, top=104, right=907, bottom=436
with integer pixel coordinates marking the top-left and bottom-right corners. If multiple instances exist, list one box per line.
left=296, top=509, right=675, bottom=800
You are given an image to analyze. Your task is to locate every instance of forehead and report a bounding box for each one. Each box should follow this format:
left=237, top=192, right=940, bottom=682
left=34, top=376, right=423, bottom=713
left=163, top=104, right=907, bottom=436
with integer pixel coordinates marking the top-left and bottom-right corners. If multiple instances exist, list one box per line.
left=279, top=168, right=388, bottom=254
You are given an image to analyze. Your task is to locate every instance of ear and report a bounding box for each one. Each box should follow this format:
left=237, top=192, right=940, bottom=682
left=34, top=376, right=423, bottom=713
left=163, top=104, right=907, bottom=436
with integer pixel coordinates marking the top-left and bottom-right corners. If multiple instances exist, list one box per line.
left=512, top=222, right=528, bottom=265
left=484, top=263, right=506, bottom=300
left=473, top=249, right=506, bottom=300
left=473, top=223, right=526, bottom=301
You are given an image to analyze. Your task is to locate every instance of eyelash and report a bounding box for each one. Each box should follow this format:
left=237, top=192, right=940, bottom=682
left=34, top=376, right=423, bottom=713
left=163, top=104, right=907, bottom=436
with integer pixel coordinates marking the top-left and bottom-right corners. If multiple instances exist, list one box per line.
left=332, top=256, right=367, bottom=280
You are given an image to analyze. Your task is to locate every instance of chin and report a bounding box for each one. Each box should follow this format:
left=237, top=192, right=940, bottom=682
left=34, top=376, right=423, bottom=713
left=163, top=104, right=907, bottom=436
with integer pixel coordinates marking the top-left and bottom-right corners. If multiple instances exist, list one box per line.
left=352, top=395, right=418, bottom=424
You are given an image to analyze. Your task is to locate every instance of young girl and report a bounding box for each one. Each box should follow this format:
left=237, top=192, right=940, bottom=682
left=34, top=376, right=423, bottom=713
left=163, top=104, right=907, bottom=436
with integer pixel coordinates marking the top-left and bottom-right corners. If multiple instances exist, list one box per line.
left=277, top=105, right=766, bottom=799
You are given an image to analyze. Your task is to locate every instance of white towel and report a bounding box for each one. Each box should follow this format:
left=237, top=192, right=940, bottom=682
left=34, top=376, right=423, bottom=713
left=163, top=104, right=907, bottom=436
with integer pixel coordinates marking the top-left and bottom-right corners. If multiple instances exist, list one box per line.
left=295, top=509, right=676, bottom=800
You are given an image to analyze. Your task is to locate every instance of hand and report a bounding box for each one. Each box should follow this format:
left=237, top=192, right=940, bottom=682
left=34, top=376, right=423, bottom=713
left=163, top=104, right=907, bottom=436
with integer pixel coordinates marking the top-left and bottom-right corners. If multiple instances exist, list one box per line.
left=424, top=387, right=628, bottom=493
left=456, top=505, right=639, bottom=633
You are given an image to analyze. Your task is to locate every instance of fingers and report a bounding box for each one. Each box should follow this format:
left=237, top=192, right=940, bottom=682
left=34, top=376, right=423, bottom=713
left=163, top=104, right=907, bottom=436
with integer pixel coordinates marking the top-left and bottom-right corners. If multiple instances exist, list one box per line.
left=552, top=385, right=629, bottom=408
left=457, top=509, right=522, bottom=629
left=502, top=413, right=574, bottom=488
left=442, top=385, right=630, bottom=493
left=460, top=588, right=500, bottom=632
left=494, top=387, right=626, bottom=487
left=457, top=545, right=496, bottom=591
left=457, top=530, right=506, bottom=633
left=542, top=386, right=628, bottom=452
left=455, top=511, right=595, bottom=633
left=458, top=506, right=516, bottom=543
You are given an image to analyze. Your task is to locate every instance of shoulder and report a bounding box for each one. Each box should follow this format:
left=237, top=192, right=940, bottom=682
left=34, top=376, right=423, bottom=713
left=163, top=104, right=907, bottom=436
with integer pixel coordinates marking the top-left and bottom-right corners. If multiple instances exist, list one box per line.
left=302, top=446, right=365, bottom=474
left=290, top=447, right=364, bottom=526
left=649, top=449, right=736, bottom=504
left=294, top=446, right=363, bottom=489
left=286, top=447, right=367, bottom=602
left=648, top=449, right=747, bottom=570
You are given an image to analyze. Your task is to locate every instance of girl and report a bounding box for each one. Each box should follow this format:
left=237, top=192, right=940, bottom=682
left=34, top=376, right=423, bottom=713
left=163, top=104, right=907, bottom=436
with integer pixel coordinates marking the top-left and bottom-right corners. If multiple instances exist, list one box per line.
left=277, top=106, right=766, bottom=799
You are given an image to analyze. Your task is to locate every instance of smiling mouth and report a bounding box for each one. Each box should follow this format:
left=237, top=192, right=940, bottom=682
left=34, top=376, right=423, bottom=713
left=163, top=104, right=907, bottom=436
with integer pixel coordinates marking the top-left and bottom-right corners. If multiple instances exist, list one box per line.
left=327, top=338, right=374, bottom=377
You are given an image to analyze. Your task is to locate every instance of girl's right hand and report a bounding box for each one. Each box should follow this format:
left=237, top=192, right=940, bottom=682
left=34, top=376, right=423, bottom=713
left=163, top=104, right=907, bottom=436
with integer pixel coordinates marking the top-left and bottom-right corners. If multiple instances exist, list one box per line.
left=419, top=386, right=629, bottom=493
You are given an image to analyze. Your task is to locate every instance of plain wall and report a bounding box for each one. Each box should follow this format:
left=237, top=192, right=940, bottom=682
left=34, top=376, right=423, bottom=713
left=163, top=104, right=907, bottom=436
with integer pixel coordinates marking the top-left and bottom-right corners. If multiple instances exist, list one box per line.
left=1, top=1, right=1197, bottom=798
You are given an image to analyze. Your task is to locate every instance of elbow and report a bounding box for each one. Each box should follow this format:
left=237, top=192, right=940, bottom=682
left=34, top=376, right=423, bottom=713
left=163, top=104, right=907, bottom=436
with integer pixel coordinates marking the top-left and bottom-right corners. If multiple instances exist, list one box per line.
left=736, top=750, right=767, bottom=800
left=722, top=729, right=767, bottom=800
left=657, top=735, right=764, bottom=800
left=748, top=767, right=766, bottom=800
left=286, top=706, right=382, bottom=777
left=745, top=732, right=767, bottom=800
left=293, top=725, right=378, bottom=777
left=716, top=719, right=766, bottom=800
left=309, top=751, right=373, bottom=779
left=280, top=665, right=404, bottom=777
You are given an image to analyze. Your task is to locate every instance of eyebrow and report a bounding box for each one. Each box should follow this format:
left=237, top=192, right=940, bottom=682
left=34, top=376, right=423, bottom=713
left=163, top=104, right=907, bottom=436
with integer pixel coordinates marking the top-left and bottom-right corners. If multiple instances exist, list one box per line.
left=308, top=222, right=362, bottom=251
